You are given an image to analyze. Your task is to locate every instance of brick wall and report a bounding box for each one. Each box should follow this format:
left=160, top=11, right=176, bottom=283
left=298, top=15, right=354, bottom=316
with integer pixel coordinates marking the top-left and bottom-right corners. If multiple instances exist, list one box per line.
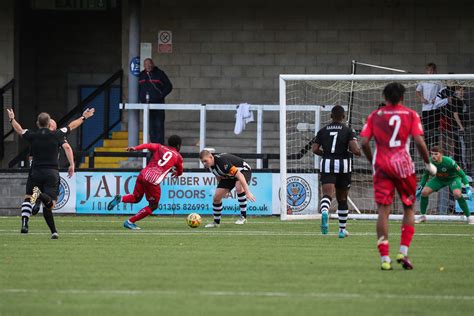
left=121, top=0, right=474, bottom=105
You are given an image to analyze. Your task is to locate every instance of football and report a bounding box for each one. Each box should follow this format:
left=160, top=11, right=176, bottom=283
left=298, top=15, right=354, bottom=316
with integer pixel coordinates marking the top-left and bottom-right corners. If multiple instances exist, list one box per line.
left=186, top=213, right=202, bottom=228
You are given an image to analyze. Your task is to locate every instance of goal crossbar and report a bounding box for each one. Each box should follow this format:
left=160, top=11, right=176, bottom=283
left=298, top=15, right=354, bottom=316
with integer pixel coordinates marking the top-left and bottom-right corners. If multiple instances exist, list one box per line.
left=280, top=74, right=474, bottom=81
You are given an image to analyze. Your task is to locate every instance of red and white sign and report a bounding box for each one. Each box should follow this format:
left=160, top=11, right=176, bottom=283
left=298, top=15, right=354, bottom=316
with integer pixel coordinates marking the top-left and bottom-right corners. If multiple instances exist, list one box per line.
left=158, top=30, right=172, bottom=53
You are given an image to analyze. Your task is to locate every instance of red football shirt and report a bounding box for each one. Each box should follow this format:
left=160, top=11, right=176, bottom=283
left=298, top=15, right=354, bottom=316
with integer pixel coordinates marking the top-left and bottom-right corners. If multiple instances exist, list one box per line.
left=360, top=103, right=424, bottom=178
left=134, top=143, right=183, bottom=185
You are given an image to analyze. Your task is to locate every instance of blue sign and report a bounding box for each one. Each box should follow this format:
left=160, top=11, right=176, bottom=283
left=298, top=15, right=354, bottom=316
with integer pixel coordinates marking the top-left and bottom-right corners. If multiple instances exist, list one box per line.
left=129, top=56, right=140, bottom=77
left=76, top=172, right=273, bottom=215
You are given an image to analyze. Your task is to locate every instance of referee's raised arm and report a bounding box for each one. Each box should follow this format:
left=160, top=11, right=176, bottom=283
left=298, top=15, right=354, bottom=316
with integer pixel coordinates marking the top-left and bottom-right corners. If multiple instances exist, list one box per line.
left=6, top=108, right=27, bottom=135
left=67, top=108, right=95, bottom=131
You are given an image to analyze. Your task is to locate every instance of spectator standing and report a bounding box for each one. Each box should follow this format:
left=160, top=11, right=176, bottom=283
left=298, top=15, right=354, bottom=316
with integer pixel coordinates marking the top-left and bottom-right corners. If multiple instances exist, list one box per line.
left=139, top=58, right=173, bottom=144
left=415, top=63, right=443, bottom=147
left=435, top=85, right=467, bottom=169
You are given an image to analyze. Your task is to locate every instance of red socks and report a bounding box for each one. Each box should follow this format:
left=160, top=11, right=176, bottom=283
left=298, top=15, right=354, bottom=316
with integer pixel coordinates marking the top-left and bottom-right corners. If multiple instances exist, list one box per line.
left=400, top=224, right=415, bottom=248
left=122, top=194, right=137, bottom=204
left=377, top=240, right=390, bottom=258
left=129, top=206, right=153, bottom=223
left=377, top=225, right=414, bottom=261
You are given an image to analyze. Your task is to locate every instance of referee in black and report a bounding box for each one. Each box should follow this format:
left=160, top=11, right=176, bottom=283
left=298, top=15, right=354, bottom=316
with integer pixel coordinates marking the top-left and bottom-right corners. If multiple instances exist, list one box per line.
left=28, top=110, right=94, bottom=217
left=7, top=109, right=77, bottom=239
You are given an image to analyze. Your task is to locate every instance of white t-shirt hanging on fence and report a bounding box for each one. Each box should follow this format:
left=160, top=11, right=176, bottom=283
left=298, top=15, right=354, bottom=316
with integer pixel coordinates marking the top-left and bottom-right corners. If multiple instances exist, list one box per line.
left=416, top=81, right=444, bottom=112
left=234, top=103, right=254, bottom=135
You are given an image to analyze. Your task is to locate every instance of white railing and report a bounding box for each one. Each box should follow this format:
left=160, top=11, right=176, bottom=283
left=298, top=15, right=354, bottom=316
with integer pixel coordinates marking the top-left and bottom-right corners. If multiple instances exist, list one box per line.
left=120, top=103, right=323, bottom=168
left=121, top=103, right=279, bottom=168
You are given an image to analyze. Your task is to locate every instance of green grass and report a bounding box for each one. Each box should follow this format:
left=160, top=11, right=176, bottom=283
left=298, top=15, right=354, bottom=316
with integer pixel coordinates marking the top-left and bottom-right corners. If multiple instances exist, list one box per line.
left=1, top=216, right=473, bottom=316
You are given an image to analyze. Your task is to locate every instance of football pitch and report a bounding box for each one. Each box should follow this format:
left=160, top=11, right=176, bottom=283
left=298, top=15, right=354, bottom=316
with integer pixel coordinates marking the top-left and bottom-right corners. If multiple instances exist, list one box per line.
left=1, top=216, right=473, bottom=316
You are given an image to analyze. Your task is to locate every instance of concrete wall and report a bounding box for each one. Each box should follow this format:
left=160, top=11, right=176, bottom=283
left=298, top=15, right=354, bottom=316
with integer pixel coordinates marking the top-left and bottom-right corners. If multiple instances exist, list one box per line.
left=0, top=172, right=28, bottom=215
left=0, top=0, right=14, bottom=87
left=121, top=0, right=474, bottom=105
left=0, top=0, right=15, bottom=167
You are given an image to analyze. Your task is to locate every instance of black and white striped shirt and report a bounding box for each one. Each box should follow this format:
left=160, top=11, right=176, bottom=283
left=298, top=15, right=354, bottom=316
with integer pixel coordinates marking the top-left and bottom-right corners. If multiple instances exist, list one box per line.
left=312, top=122, right=356, bottom=174
left=319, top=158, right=352, bottom=174
left=209, top=153, right=251, bottom=179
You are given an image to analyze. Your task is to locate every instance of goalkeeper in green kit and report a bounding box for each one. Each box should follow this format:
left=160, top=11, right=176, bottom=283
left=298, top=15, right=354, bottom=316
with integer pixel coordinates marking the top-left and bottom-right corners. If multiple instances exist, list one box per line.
left=416, top=146, right=472, bottom=224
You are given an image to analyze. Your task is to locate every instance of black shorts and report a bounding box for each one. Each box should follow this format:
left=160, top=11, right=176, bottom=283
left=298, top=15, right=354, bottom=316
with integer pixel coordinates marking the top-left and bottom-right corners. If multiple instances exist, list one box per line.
left=26, top=168, right=60, bottom=200
left=320, top=172, right=351, bottom=190
left=217, top=170, right=252, bottom=191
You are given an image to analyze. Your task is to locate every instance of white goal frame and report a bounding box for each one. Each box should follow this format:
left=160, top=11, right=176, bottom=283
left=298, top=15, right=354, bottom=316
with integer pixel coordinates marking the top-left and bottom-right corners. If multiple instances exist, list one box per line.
left=279, top=74, right=474, bottom=221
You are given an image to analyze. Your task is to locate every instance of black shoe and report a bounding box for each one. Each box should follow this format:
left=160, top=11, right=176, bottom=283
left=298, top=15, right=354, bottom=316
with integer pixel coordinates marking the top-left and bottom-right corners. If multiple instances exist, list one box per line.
left=21, top=217, right=29, bottom=234
left=51, top=232, right=59, bottom=239
left=32, top=201, right=41, bottom=215
left=21, top=224, right=28, bottom=234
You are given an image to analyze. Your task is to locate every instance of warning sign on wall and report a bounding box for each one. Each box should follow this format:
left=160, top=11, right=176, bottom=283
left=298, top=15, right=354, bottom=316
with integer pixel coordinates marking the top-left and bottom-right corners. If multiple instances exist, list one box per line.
left=158, top=30, right=172, bottom=53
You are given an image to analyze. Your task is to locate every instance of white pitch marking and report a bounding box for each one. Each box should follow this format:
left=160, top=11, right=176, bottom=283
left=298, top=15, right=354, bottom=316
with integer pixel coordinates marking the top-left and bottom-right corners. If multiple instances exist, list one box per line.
left=0, top=217, right=470, bottom=227
left=2, top=288, right=474, bottom=301
left=0, top=230, right=472, bottom=237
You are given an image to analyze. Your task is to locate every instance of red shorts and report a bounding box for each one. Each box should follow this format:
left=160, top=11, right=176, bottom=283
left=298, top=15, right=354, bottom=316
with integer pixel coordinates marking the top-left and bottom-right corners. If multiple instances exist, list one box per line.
left=373, top=170, right=417, bottom=206
left=132, top=174, right=162, bottom=204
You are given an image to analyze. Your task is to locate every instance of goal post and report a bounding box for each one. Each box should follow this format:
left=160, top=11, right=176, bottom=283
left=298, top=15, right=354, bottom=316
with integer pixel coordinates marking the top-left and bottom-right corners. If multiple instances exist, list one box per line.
left=279, top=77, right=323, bottom=220
left=279, top=74, right=474, bottom=221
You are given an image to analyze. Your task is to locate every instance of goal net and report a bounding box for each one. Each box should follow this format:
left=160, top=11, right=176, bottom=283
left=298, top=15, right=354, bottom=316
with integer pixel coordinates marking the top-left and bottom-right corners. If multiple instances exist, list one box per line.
left=279, top=74, right=474, bottom=221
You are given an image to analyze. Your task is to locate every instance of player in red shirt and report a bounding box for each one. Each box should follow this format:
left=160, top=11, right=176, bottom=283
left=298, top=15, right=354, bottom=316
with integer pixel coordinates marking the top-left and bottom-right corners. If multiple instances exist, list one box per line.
left=107, top=135, right=184, bottom=230
left=360, top=83, right=436, bottom=270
